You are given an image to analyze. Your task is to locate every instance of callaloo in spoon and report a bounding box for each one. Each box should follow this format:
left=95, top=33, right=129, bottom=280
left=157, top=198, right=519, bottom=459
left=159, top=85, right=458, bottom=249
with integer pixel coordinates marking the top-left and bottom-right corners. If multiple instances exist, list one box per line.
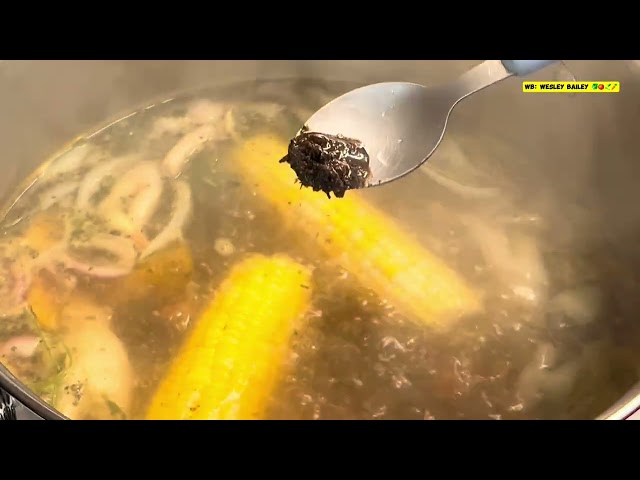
left=281, top=60, right=557, bottom=198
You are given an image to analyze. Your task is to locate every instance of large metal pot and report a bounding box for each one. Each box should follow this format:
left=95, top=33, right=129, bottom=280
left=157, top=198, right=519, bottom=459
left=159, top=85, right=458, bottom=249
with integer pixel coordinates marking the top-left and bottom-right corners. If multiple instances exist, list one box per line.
left=1, top=60, right=640, bottom=420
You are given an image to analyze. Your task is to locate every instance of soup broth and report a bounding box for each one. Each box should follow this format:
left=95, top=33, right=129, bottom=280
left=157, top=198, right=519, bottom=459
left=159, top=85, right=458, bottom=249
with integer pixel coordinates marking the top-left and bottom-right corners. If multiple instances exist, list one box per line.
left=0, top=79, right=638, bottom=420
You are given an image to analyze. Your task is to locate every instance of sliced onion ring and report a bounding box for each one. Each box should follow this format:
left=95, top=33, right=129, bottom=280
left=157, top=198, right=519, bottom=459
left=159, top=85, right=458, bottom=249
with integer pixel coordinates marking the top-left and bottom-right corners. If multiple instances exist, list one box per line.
left=76, top=155, right=136, bottom=210
left=162, top=124, right=221, bottom=178
left=141, top=181, right=192, bottom=259
left=62, top=234, right=137, bottom=278
left=99, top=161, right=163, bottom=235
left=39, top=144, right=92, bottom=184
left=39, top=181, right=80, bottom=211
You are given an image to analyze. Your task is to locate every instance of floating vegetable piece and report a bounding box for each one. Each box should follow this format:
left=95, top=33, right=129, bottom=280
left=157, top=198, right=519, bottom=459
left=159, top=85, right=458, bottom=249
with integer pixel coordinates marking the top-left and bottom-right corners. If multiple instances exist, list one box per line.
left=107, top=241, right=194, bottom=306
left=22, top=210, right=65, bottom=253
left=27, top=270, right=73, bottom=331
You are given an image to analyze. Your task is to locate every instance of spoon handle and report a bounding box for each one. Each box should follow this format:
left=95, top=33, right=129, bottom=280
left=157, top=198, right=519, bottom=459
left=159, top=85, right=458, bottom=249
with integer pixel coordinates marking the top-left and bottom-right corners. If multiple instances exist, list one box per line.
left=447, top=60, right=558, bottom=102
left=501, top=60, right=557, bottom=76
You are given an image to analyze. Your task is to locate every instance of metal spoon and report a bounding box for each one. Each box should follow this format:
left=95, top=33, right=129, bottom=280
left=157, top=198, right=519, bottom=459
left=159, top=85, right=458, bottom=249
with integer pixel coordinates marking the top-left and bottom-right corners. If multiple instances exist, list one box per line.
left=304, top=60, right=557, bottom=189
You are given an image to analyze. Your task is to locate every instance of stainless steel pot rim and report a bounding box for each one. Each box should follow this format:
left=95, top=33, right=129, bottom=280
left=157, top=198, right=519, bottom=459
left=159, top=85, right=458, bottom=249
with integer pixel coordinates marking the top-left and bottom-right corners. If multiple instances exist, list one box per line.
left=0, top=365, right=65, bottom=420
left=596, top=381, right=640, bottom=420
left=3, top=365, right=640, bottom=420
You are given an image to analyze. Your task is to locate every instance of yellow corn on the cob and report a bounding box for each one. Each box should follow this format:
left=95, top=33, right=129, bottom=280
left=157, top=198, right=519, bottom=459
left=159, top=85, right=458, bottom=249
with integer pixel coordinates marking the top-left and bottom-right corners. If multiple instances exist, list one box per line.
left=229, top=134, right=482, bottom=330
left=145, top=253, right=311, bottom=420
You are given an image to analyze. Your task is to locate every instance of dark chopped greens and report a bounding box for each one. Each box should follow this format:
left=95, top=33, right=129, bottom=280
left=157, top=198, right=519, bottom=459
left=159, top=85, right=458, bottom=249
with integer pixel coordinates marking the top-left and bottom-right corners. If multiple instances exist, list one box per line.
left=103, top=395, right=127, bottom=419
left=280, top=125, right=371, bottom=199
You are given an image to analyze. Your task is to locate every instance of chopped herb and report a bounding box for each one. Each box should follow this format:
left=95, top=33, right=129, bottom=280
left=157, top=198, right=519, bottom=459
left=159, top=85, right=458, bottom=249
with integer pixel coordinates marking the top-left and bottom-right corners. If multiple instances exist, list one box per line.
left=104, top=396, right=127, bottom=419
left=68, top=382, right=84, bottom=406
left=280, top=125, right=371, bottom=198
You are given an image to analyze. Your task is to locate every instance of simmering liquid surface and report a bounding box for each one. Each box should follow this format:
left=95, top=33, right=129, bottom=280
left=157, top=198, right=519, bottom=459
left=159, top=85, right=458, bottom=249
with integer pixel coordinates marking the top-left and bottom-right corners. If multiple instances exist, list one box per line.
left=1, top=79, right=639, bottom=420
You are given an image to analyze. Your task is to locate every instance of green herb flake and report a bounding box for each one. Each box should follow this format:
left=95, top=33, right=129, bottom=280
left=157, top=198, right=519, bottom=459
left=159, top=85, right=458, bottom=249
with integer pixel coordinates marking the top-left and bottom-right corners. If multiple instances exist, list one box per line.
left=104, top=396, right=127, bottom=419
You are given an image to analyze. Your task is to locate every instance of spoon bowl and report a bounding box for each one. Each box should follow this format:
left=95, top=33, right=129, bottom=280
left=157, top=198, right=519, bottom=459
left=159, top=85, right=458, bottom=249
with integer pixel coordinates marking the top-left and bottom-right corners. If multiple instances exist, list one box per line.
left=304, top=60, right=557, bottom=188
